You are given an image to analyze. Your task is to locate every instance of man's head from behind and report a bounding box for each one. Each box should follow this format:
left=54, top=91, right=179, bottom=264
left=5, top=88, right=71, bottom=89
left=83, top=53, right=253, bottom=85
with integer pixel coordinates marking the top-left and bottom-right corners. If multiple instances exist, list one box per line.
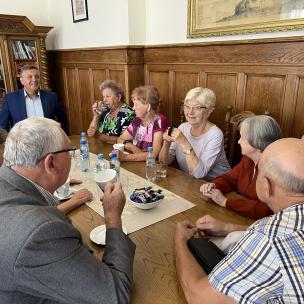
left=3, top=117, right=71, bottom=192
left=256, top=138, right=304, bottom=213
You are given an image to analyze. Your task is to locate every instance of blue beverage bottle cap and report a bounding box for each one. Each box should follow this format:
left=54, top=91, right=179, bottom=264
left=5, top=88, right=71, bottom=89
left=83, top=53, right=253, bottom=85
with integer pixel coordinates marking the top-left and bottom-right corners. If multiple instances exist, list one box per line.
left=111, top=152, right=117, bottom=158
left=97, top=153, right=104, bottom=159
left=147, top=146, right=153, bottom=152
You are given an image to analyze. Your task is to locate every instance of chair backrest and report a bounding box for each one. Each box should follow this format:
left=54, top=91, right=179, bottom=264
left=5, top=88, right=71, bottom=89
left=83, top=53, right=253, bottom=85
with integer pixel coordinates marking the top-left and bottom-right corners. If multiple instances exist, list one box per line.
left=224, top=107, right=256, bottom=166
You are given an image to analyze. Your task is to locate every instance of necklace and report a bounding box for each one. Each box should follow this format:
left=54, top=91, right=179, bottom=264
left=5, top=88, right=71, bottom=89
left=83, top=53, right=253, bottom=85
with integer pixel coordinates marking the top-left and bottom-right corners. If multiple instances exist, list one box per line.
left=109, top=105, right=120, bottom=118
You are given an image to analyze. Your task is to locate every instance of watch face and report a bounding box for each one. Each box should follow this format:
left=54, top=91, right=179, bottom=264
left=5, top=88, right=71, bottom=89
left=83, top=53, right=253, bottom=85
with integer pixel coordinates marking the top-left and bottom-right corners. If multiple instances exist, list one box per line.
left=183, top=148, right=192, bottom=155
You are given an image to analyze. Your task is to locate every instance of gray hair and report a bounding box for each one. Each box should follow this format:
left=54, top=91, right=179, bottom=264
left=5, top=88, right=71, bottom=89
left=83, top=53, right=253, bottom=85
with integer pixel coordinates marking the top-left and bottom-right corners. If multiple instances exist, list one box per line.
left=3, top=118, right=65, bottom=168
left=261, top=159, right=304, bottom=194
left=20, top=64, right=39, bottom=77
left=99, top=79, right=125, bottom=102
left=184, top=87, right=216, bottom=112
left=240, top=115, right=282, bottom=151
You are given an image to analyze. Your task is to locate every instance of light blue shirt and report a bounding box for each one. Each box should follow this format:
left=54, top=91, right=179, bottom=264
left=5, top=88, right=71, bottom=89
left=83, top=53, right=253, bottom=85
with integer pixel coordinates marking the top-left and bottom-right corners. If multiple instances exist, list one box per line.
left=24, top=90, right=44, bottom=118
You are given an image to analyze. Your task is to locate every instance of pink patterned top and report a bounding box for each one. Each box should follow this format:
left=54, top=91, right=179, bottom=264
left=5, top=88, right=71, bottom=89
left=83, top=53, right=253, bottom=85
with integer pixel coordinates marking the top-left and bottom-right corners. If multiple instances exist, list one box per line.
left=126, top=114, right=169, bottom=151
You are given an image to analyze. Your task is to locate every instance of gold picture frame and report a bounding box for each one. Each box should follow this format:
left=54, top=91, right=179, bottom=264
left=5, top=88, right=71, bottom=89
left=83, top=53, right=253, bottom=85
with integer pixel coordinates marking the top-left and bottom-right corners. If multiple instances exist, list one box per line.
left=188, top=0, right=304, bottom=38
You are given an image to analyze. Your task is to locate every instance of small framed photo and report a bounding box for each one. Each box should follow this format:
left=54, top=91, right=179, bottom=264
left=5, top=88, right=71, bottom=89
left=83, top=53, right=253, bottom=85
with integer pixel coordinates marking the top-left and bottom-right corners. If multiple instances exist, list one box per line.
left=71, top=0, right=89, bottom=23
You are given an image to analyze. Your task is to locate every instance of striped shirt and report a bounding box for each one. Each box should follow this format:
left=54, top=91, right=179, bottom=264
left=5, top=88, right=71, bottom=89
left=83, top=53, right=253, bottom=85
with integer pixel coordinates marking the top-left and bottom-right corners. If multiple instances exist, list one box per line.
left=19, top=173, right=59, bottom=207
left=209, top=203, right=304, bottom=303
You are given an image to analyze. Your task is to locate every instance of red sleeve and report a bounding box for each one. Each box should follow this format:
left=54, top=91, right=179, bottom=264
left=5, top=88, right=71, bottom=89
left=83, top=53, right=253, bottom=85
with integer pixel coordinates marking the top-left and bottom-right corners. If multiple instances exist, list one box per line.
left=212, top=157, right=246, bottom=193
left=226, top=198, right=273, bottom=219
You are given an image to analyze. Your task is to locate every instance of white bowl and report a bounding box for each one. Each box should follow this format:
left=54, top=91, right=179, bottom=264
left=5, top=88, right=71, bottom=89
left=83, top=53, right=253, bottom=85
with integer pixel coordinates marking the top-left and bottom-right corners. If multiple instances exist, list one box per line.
left=94, top=169, right=117, bottom=191
left=131, top=198, right=163, bottom=210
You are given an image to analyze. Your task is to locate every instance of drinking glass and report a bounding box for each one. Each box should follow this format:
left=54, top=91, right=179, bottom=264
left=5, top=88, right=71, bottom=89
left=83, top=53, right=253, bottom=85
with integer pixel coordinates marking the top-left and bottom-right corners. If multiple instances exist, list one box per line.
left=95, top=100, right=105, bottom=115
left=156, top=161, right=168, bottom=178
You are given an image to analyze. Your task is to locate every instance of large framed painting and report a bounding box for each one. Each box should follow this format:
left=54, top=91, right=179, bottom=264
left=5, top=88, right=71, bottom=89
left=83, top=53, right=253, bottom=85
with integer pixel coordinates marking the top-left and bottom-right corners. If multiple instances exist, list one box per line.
left=188, top=0, right=304, bottom=37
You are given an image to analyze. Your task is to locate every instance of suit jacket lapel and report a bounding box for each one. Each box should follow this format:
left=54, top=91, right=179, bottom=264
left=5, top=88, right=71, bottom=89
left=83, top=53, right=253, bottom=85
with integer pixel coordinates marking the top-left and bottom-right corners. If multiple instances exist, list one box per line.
left=18, top=89, right=27, bottom=120
left=40, top=90, right=48, bottom=117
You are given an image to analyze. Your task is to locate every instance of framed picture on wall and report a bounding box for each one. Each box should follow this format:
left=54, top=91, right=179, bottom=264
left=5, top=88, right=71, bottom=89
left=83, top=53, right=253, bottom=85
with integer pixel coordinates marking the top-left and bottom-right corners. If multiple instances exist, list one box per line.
left=188, top=0, right=304, bottom=38
left=71, top=0, right=89, bottom=23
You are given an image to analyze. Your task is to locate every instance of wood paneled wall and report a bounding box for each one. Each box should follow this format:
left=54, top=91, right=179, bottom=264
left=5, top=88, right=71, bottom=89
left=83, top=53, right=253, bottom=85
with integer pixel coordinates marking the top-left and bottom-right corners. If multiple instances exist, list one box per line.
left=48, top=37, right=304, bottom=137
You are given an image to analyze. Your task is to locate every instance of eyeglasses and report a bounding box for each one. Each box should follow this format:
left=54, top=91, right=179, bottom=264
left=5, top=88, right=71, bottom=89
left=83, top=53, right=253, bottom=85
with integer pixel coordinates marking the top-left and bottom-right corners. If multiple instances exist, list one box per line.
left=38, top=146, right=77, bottom=163
left=183, top=104, right=208, bottom=112
left=51, top=147, right=77, bottom=159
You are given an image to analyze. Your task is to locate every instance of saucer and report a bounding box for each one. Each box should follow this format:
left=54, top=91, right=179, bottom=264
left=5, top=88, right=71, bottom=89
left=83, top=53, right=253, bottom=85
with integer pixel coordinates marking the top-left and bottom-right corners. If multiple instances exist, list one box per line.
left=90, top=224, right=128, bottom=245
left=54, top=187, right=76, bottom=201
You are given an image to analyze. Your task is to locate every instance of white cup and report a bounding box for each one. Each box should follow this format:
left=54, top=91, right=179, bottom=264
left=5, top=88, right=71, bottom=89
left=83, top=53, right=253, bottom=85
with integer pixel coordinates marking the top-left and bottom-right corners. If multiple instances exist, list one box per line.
left=95, top=169, right=117, bottom=191
left=113, top=143, right=125, bottom=152
left=56, top=178, right=70, bottom=197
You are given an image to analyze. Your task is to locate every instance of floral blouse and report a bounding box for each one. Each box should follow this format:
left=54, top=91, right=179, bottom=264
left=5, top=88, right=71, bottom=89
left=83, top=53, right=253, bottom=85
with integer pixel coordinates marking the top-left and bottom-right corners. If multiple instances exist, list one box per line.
left=98, top=103, right=135, bottom=136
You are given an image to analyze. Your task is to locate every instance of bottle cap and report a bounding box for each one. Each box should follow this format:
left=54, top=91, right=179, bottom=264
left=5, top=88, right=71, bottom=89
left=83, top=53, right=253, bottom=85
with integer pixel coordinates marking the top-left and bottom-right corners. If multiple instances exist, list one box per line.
left=110, top=152, right=117, bottom=158
left=97, top=153, right=104, bottom=159
left=80, top=140, right=87, bottom=145
left=147, top=146, right=153, bottom=152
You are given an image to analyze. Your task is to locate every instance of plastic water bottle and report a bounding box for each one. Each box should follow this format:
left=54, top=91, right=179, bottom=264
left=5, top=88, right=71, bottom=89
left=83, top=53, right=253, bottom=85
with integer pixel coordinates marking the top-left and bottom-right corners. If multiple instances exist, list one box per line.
left=80, top=131, right=86, bottom=142
left=146, top=147, right=156, bottom=182
left=95, top=153, right=107, bottom=172
left=80, top=131, right=89, bottom=153
left=110, top=152, right=120, bottom=180
left=80, top=139, right=89, bottom=172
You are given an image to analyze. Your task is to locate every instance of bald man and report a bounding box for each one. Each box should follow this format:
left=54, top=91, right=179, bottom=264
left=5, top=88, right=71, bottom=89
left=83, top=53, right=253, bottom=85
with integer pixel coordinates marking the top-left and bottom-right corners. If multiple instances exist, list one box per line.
left=174, top=138, right=304, bottom=304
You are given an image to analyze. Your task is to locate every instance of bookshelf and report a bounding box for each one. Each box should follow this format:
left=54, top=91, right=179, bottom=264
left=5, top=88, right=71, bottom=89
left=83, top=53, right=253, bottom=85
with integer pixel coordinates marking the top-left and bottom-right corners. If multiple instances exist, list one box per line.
left=0, top=14, right=53, bottom=108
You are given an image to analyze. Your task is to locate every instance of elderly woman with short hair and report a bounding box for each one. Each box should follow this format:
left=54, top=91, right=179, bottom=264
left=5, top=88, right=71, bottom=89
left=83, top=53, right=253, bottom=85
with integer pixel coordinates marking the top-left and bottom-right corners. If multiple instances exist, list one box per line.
left=200, top=115, right=282, bottom=219
left=116, top=85, right=169, bottom=161
left=87, top=80, right=135, bottom=144
left=159, top=87, right=230, bottom=179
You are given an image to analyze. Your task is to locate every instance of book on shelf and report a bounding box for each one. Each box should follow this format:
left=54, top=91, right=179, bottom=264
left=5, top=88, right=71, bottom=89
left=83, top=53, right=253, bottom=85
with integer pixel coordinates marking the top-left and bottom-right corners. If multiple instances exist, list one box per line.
left=11, top=40, right=37, bottom=60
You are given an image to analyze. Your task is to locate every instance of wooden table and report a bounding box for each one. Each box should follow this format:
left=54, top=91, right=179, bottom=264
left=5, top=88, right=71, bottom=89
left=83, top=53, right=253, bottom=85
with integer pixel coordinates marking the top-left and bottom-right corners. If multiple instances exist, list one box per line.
left=68, top=135, right=254, bottom=304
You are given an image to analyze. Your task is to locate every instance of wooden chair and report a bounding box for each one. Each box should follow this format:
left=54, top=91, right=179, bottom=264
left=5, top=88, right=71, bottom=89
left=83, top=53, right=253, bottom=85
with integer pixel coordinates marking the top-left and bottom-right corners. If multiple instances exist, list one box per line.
left=224, top=107, right=255, bottom=167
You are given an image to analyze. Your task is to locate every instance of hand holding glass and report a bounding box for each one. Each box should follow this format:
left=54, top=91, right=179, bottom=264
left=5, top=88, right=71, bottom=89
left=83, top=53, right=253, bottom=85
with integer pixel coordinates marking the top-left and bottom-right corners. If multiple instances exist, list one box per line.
left=94, top=100, right=105, bottom=115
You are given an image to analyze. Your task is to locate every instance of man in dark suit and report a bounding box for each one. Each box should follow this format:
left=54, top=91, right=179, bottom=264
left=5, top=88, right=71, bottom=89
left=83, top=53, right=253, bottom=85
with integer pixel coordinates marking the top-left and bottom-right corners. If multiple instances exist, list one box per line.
left=0, top=117, right=135, bottom=303
left=0, top=65, right=68, bottom=133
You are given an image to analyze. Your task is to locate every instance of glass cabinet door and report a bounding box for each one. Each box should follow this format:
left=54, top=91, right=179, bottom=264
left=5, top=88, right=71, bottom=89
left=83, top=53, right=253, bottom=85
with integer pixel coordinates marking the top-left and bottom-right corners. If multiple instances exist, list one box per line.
left=9, top=39, right=38, bottom=89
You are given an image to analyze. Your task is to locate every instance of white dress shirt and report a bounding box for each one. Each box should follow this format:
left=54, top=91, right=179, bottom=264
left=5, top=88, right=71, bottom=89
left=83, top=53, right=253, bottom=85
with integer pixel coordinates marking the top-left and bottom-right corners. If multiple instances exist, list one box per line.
left=24, top=90, right=44, bottom=118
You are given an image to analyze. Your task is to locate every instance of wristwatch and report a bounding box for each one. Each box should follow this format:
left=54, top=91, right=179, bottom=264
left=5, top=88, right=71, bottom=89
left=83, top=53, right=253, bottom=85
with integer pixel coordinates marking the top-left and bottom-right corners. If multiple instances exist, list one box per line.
left=182, top=147, right=193, bottom=155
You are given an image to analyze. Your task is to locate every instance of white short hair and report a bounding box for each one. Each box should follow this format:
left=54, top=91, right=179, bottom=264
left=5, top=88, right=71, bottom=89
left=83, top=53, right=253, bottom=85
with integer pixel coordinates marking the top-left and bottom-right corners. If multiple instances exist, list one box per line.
left=261, top=158, right=304, bottom=194
left=184, top=87, right=216, bottom=111
left=240, top=115, right=282, bottom=151
left=3, top=117, right=65, bottom=168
